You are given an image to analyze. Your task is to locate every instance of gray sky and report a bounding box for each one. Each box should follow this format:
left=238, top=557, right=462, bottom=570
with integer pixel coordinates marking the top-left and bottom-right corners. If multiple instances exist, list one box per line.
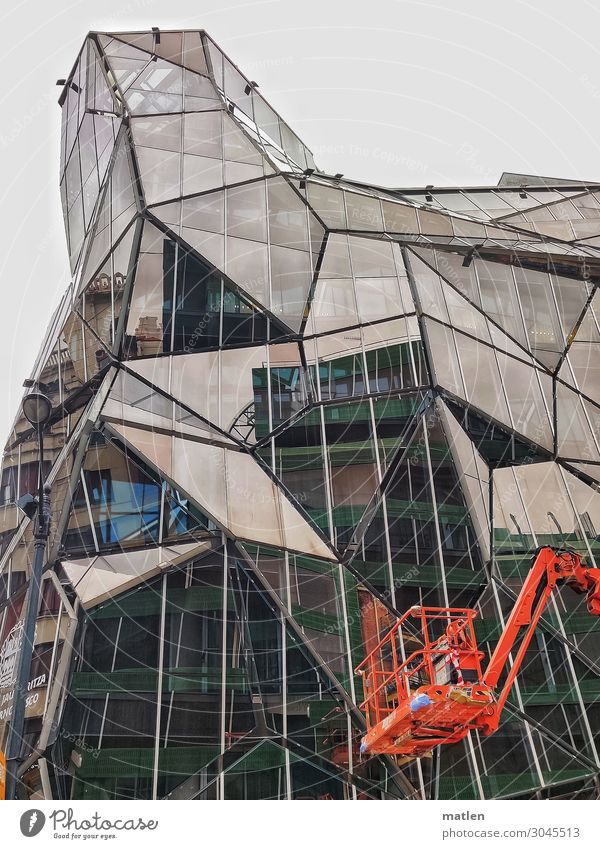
left=1, top=0, right=599, bottom=444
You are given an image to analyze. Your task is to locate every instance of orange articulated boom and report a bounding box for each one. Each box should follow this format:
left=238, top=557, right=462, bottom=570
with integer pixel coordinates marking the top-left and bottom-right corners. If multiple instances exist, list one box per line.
left=354, top=547, right=600, bottom=758
left=478, top=547, right=600, bottom=734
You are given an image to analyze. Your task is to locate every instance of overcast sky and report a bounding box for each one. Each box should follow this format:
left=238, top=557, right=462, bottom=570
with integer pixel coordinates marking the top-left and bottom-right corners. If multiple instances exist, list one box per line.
left=1, top=0, right=599, bottom=444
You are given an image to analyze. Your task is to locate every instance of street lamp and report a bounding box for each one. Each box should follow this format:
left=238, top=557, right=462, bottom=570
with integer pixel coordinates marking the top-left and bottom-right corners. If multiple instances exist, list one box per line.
left=21, top=393, right=52, bottom=431
left=4, top=392, right=53, bottom=800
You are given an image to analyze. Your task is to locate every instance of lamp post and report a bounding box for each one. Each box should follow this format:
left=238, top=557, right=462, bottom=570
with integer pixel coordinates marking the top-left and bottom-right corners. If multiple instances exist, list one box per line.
left=4, top=392, right=52, bottom=800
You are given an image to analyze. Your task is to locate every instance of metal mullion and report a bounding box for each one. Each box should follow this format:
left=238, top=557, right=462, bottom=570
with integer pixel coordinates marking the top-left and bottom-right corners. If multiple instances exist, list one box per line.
left=218, top=276, right=224, bottom=348
left=169, top=240, right=179, bottom=354
left=300, top=201, right=317, bottom=334
left=178, top=99, right=184, bottom=201
left=465, top=731, right=485, bottom=800
left=163, top=603, right=185, bottom=749
left=337, top=564, right=356, bottom=703
left=392, top=244, right=420, bottom=388
left=41, top=594, right=63, bottom=724
left=473, top=727, right=490, bottom=777
left=16, top=444, right=21, bottom=507
left=367, top=385, right=395, bottom=604
left=79, top=468, right=100, bottom=554
left=407, top=451, right=420, bottom=578
left=282, top=550, right=291, bottom=799
left=105, top=233, right=115, bottom=348
left=158, top=480, right=166, bottom=546
left=402, top=248, right=441, bottom=392
left=422, top=417, right=449, bottom=608
left=570, top=379, right=600, bottom=456
left=559, top=703, right=577, bottom=751
left=532, top=365, right=555, bottom=446
left=537, top=630, right=557, bottom=692
left=505, top=261, right=534, bottom=360
left=219, top=540, right=228, bottom=801
left=265, top=344, right=276, bottom=472
left=490, top=344, right=518, bottom=435
left=98, top=615, right=122, bottom=749
left=319, top=405, right=335, bottom=545
left=491, top=472, right=549, bottom=777
left=347, top=709, right=357, bottom=800
left=152, top=572, right=168, bottom=800
left=557, top=465, right=595, bottom=566
left=489, top=578, right=545, bottom=790
left=264, top=178, right=273, bottom=321
left=57, top=333, right=64, bottom=408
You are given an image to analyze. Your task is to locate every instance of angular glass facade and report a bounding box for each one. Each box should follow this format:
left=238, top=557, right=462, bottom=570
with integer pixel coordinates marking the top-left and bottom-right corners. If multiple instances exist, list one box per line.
left=1, top=29, right=599, bottom=800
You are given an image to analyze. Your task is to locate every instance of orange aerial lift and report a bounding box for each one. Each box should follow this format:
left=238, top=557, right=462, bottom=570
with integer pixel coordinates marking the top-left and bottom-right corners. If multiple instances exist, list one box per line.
left=355, top=547, right=600, bottom=758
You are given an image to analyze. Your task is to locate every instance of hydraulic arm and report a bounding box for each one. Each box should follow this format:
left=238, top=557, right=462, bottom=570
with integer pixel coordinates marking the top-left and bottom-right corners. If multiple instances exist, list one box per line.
left=480, top=547, right=600, bottom=730
left=355, top=547, right=600, bottom=757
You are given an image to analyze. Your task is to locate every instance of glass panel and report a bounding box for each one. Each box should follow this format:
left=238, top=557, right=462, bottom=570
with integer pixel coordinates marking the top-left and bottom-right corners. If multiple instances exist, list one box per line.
left=382, top=199, right=418, bottom=234
left=267, top=177, right=310, bottom=250
left=455, top=332, right=511, bottom=427
left=306, top=182, right=347, bottom=228
left=425, top=320, right=464, bottom=398
left=497, top=354, right=553, bottom=450
left=556, top=381, right=600, bottom=461
left=565, top=342, right=600, bottom=405
left=226, top=181, right=267, bottom=242
left=270, top=245, right=312, bottom=330
left=348, top=236, right=395, bottom=277
left=345, top=191, right=383, bottom=231
left=475, top=259, right=527, bottom=348
left=513, top=266, right=564, bottom=369
left=417, top=208, right=454, bottom=236
left=409, top=252, right=449, bottom=322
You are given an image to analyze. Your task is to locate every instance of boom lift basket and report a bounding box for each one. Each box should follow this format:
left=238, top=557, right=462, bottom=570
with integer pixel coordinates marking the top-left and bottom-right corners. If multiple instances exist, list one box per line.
left=355, top=605, right=495, bottom=758
left=355, top=548, right=600, bottom=759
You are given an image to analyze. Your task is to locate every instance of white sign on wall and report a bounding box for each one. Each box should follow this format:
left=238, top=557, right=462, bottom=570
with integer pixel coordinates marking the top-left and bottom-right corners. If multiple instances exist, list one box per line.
left=0, top=620, right=24, bottom=690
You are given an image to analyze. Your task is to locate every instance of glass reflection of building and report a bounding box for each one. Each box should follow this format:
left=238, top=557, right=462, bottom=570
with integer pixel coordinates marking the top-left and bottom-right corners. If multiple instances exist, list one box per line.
left=1, top=29, right=600, bottom=801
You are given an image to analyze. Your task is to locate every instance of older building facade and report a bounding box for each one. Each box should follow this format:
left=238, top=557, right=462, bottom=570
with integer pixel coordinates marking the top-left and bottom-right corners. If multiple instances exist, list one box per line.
left=1, top=29, right=600, bottom=800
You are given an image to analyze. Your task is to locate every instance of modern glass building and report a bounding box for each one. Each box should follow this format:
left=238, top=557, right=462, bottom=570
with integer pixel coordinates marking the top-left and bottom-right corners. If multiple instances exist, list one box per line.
left=1, top=28, right=600, bottom=801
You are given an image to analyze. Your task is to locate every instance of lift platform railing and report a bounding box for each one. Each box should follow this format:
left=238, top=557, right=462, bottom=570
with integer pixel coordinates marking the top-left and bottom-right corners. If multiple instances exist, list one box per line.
left=356, top=606, right=485, bottom=736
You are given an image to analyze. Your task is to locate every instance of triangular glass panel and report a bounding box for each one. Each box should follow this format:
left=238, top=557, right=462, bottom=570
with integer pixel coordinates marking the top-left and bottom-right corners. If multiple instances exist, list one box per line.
left=97, top=35, right=152, bottom=92
left=124, top=221, right=289, bottom=357
left=78, top=133, right=139, bottom=293
left=445, top=400, right=550, bottom=468
left=86, top=40, right=120, bottom=114
left=63, top=427, right=213, bottom=556
left=128, top=342, right=306, bottom=446
left=105, top=31, right=155, bottom=55
left=106, top=420, right=335, bottom=560
left=437, top=398, right=490, bottom=562
left=559, top=341, right=600, bottom=405
left=77, top=220, right=138, bottom=354
left=102, top=368, right=231, bottom=445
